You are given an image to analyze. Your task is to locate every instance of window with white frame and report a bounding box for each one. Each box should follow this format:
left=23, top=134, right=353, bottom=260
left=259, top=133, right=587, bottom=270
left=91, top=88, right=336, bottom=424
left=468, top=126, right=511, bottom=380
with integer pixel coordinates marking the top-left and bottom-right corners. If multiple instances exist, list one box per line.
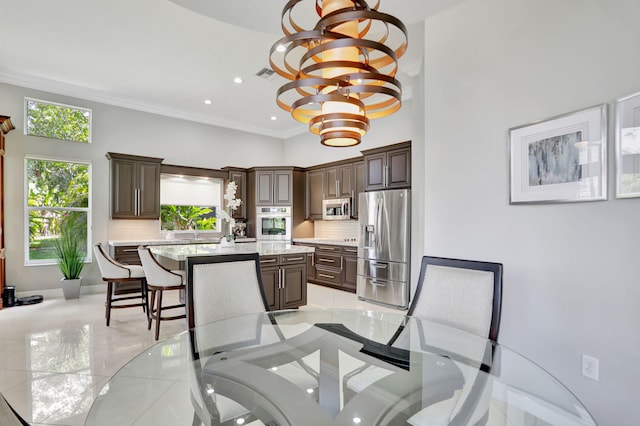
left=25, top=157, right=92, bottom=265
left=160, top=175, right=223, bottom=234
left=24, top=98, right=92, bottom=143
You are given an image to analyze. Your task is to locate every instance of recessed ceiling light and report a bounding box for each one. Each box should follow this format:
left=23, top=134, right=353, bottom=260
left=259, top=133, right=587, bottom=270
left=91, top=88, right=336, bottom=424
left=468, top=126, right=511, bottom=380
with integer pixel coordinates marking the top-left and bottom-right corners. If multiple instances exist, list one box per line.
left=204, top=99, right=212, bottom=105
left=233, top=76, right=243, bottom=84
left=276, top=44, right=286, bottom=53
left=270, top=116, right=277, bottom=121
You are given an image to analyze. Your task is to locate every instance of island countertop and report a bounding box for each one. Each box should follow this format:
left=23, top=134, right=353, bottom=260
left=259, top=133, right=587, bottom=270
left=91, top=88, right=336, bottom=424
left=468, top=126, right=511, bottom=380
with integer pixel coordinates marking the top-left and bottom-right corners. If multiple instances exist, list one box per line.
left=150, top=241, right=314, bottom=262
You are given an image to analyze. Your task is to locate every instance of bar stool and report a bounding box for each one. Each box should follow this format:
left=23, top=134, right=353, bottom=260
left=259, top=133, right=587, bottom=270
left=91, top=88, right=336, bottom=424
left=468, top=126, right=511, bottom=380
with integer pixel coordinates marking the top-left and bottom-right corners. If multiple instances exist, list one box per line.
left=93, top=243, right=147, bottom=327
left=138, top=246, right=186, bottom=340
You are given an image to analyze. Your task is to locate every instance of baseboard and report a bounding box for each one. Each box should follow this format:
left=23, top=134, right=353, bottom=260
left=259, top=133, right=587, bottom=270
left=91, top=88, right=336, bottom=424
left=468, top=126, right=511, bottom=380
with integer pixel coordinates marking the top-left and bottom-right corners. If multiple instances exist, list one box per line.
left=16, top=284, right=106, bottom=299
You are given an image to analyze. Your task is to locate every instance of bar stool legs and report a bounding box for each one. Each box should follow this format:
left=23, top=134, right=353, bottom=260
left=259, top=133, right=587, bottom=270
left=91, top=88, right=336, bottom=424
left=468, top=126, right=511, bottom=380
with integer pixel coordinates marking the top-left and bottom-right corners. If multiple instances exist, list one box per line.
left=147, top=285, right=186, bottom=340
left=104, top=278, right=148, bottom=327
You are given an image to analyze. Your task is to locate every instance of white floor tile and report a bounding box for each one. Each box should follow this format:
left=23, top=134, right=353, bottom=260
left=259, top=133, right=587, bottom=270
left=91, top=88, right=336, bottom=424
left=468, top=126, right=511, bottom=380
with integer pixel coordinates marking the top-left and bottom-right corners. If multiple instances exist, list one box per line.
left=0, top=283, right=391, bottom=424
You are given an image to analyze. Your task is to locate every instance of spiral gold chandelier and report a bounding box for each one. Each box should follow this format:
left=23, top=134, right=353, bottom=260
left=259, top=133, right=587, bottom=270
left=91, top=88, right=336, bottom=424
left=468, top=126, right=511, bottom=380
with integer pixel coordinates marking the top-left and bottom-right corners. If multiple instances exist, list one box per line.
left=269, top=0, right=408, bottom=147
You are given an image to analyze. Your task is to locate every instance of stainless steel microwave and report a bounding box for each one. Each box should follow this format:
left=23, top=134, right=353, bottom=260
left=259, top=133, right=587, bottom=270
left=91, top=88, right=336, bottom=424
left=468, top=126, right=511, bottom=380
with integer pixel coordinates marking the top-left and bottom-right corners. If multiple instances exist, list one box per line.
left=322, top=198, right=352, bottom=220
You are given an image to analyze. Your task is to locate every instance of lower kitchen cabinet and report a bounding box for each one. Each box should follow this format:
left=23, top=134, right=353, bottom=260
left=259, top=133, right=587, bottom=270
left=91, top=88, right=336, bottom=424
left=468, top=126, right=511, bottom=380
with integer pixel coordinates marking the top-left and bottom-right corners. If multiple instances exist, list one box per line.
left=260, top=254, right=307, bottom=310
left=296, top=243, right=357, bottom=293
left=342, top=246, right=358, bottom=291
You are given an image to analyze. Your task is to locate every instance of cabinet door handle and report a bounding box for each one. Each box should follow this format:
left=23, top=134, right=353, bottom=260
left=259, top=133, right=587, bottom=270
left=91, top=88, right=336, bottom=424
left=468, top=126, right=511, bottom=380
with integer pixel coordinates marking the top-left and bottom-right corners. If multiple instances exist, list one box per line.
left=285, top=256, right=304, bottom=262
left=261, top=259, right=277, bottom=264
left=311, top=253, right=315, bottom=266
left=318, top=273, right=335, bottom=279
left=121, top=248, right=138, bottom=253
left=280, top=268, right=285, bottom=288
left=319, top=258, right=335, bottom=263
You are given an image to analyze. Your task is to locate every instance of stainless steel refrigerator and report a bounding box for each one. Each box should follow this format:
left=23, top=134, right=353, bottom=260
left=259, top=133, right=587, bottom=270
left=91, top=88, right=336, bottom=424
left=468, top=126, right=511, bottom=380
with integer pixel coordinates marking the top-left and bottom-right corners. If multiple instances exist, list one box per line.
left=357, top=189, right=411, bottom=309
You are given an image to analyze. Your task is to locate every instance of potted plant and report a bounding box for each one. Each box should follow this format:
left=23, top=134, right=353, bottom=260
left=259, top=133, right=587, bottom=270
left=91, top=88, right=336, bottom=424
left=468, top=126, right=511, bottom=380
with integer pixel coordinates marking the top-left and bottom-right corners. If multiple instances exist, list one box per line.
left=54, top=225, right=85, bottom=299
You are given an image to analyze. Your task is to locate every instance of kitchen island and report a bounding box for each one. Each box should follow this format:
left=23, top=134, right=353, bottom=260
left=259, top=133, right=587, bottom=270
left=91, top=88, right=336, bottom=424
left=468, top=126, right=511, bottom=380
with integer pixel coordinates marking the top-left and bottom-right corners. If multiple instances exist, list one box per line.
left=150, top=241, right=313, bottom=268
left=150, top=241, right=314, bottom=310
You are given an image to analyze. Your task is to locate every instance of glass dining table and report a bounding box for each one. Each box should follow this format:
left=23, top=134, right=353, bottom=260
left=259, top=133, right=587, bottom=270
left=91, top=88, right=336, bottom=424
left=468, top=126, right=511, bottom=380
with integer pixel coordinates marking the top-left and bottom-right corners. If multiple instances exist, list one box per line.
left=85, top=309, right=596, bottom=426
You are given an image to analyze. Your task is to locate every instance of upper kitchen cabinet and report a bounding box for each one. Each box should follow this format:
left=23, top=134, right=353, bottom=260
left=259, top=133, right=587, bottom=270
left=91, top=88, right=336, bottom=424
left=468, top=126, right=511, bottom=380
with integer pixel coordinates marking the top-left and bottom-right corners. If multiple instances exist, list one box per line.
left=325, top=163, right=353, bottom=199
left=362, top=141, right=411, bottom=191
left=353, top=160, right=365, bottom=218
left=306, top=167, right=325, bottom=220
left=223, top=167, right=247, bottom=219
left=246, top=167, right=309, bottom=239
left=107, top=152, right=163, bottom=219
left=254, top=169, right=293, bottom=206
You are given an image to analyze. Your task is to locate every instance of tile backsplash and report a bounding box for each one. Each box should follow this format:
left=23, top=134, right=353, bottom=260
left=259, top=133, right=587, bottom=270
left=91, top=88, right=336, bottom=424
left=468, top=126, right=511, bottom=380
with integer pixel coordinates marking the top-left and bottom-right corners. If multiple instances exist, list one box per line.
left=107, top=219, right=360, bottom=242
left=314, top=220, right=359, bottom=240
left=108, top=220, right=161, bottom=241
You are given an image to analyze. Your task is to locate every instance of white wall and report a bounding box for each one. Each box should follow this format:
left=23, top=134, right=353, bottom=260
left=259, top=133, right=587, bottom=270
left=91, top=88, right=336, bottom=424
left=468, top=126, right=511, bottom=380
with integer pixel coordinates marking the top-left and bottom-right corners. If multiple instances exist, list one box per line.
left=282, top=99, right=414, bottom=167
left=1, top=82, right=284, bottom=294
left=423, top=0, right=640, bottom=424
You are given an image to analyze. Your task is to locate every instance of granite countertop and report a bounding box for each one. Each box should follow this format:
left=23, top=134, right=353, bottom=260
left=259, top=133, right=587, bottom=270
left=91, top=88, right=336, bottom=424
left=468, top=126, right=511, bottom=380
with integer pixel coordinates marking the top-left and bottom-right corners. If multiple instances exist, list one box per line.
left=293, top=238, right=358, bottom=247
left=150, top=241, right=314, bottom=261
left=109, top=238, right=256, bottom=247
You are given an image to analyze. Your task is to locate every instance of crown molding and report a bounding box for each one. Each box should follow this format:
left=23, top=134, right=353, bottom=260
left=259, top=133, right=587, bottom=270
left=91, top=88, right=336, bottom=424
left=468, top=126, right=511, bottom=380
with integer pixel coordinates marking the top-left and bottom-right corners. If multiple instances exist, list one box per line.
left=0, top=68, right=413, bottom=142
left=0, top=68, right=292, bottom=140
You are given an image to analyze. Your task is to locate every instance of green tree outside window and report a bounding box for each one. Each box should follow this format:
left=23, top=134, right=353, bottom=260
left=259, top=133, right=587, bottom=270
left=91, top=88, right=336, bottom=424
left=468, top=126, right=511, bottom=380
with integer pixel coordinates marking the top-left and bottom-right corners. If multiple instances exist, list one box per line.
left=26, top=98, right=91, bottom=143
left=26, top=159, right=90, bottom=262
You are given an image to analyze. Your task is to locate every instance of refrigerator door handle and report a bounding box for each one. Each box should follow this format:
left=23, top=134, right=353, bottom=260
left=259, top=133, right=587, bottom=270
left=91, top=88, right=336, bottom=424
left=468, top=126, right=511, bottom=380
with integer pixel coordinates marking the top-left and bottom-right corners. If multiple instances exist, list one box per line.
left=376, top=198, right=385, bottom=253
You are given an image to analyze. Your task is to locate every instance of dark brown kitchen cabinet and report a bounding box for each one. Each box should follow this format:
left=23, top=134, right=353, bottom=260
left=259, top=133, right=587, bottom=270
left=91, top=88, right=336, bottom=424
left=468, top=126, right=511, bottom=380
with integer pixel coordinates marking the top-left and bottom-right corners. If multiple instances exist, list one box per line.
left=227, top=169, right=247, bottom=219
left=107, top=153, right=163, bottom=219
left=363, top=141, right=411, bottom=191
left=296, top=243, right=356, bottom=293
left=325, top=164, right=353, bottom=199
left=255, top=170, right=292, bottom=206
left=352, top=161, right=365, bottom=219
left=306, top=252, right=315, bottom=282
left=342, top=246, right=358, bottom=291
left=111, top=245, right=142, bottom=265
left=306, top=168, right=325, bottom=220
left=260, top=254, right=307, bottom=310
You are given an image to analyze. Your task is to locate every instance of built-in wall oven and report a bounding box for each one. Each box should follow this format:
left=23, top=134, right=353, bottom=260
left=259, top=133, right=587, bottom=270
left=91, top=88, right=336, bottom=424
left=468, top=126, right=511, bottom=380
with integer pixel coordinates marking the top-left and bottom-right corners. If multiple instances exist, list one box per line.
left=256, top=206, right=292, bottom=241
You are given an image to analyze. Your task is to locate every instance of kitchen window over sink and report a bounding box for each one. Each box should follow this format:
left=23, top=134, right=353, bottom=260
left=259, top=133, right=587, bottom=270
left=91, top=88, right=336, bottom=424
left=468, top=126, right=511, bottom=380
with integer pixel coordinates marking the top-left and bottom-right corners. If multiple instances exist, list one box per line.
left=160, top=174, right=223, bottom=237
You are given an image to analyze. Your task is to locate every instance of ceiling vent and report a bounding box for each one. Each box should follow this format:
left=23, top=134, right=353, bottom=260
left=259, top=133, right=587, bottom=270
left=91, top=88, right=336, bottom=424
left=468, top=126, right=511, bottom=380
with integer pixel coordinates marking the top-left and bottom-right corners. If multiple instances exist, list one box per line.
left=255, top=67, right=277, bottom=80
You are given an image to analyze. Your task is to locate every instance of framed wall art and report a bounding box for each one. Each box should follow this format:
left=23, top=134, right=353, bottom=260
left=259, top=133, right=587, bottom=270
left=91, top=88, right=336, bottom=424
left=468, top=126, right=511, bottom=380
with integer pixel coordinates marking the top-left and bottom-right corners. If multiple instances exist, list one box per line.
left=509, top=104, right=608, bottom=204
left=615, top=91, right=640, bottom=198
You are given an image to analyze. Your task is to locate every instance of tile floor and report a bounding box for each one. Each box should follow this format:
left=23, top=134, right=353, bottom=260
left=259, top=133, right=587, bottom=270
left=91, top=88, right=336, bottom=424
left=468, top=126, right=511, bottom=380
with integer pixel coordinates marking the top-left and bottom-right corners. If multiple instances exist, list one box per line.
left=0, top=284, right=398, bottom=425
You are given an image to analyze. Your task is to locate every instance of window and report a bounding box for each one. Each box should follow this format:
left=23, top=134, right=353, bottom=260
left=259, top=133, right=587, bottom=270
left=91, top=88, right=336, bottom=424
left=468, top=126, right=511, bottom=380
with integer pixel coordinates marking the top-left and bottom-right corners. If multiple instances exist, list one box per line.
left=25, top=158, right=91, bottom=265
left=160, top=175, right=222, bottom=235
left=25, top=98, right=92, bottom=143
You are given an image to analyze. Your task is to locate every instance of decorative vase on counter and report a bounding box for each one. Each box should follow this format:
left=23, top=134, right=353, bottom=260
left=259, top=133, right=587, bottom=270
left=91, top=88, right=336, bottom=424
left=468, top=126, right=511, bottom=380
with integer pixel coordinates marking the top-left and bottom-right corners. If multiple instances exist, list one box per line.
left=220, top=236, right=235, bottom=248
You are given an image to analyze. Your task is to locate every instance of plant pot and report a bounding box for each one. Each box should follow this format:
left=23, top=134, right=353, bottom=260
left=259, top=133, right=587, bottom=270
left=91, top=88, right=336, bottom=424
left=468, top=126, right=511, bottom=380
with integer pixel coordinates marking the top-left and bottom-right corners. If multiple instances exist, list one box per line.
left=61, top=277, right=82, bottom=300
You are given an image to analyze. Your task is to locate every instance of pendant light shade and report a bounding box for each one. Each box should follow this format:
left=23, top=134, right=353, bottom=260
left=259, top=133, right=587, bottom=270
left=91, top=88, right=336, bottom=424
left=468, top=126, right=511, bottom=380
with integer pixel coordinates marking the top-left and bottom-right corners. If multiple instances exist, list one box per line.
left=269, top=0, right=407, bottom=147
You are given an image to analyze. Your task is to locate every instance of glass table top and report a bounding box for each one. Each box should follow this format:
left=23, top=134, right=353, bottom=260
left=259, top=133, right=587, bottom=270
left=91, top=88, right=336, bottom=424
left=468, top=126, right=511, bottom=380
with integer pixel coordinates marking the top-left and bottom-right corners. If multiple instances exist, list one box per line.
left=85, top=309, right=596, bottom=426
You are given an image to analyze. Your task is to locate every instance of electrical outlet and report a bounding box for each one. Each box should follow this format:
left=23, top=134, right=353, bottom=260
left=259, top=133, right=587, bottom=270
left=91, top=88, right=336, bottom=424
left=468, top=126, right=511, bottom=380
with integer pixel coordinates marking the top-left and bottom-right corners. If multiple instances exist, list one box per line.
left=582, top=354, right=599, bottom=381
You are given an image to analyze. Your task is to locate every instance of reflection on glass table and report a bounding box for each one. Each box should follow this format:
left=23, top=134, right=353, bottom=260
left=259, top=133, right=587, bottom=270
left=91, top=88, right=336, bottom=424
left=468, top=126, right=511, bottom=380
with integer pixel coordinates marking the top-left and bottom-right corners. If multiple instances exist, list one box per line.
left=85, top=309, right=596, bottom=426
